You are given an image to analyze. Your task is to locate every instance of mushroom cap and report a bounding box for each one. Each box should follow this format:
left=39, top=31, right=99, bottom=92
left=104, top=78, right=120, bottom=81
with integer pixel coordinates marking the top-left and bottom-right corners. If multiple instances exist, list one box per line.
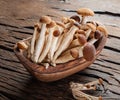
left=83, top=43, right=96, bottom=61
left=47, top=21, right=56, bottom=28
left=94, top=30, right=103, bottom=39
left=97, top=26, right=108, bottom=37
left=70, top=15, right=80, bottom=22
left=77, top=34, right=87, bottom=46
left=17, top=41, right=28, bottom=50
left=86, top=23, right=96, bottom=32
left=61, top=17, right=69, bottom=24
left=77, top=8, right=94, bottom=16
left=34, top=23, right=41, bottom=32
left=53, top=30, right=60, bottom=37
left=39, top=16, right=51, bottom=24
left=70, top=49, right=79, bottom=58
left=56, top=21, right=65, bottom=28
left=76, top=29, right=86, bottom=36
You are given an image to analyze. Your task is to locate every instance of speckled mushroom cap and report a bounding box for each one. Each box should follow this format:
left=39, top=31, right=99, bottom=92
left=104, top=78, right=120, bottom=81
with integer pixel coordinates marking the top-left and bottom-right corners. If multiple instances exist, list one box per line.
left=77, top=8, right=94, bottom=16
left=39, top=16, right=51, bottom=24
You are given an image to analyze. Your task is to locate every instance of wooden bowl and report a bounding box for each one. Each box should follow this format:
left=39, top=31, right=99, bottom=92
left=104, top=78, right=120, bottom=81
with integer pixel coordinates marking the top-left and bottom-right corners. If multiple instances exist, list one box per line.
left=14, top=36, right=107, bottom=82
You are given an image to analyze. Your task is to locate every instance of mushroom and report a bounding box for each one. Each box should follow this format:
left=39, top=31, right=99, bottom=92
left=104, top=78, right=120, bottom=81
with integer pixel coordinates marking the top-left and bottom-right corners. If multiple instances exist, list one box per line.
left=85, top=78, right=103, bottom=87
left=55, top=47, right=79, bottom=64
left=70, top=15, right=80, bottom=23
left=83, top=43, right=96, bottom=61
left=38, top=21, right=56, bottom=63
left=77, top=8, right=94, bottom=24
left=32, top=16, right=51, bottom=63
left=68, top=34, right=87, bottom=49
left=88, top=30, right=103, bottom=44
left=71, top=89, right=102, bottom=100
left=53, top=22, right=79, bottom=63
left=17, top=41, right=28, bottom=50
left=30, top=23, right=40, bottom=56
left=85, top=23, right=96, bottom=39
left=97, top=25, right=108, bottom=37
left=48, top=29, right=61, bottom=61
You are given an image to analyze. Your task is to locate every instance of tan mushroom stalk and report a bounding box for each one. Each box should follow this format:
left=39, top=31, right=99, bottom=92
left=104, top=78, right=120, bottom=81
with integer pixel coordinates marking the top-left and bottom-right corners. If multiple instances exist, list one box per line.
left=89, top=30, right=103, bottom=44
left=38, top=21, right=56, bottom=63
left=85, top=78, right=103, bottom=87
left=32, top=16, right=51, bottom=63
left=17, top=41, right=28, bottom=50
left=85, top=23, right=96, bottom=39
left=77, top=8, right=94, bottom=24
left=71, top=89, right=102, bottom=100
left=49, top=29, right=60, bottom=61
left=30, top=23, right=40, bottom=56
left=53, top=23, right=79, bottom=63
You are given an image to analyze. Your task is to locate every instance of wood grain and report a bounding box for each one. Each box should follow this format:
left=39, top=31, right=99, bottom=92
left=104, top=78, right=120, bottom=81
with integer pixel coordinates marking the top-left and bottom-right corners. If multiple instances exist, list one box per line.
left=0, top=0, right=120, bottom=99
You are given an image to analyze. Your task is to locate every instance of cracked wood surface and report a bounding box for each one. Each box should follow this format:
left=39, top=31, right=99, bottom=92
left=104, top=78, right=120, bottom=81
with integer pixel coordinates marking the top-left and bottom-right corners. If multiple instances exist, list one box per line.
left=0, top=0, right=120, bottom=100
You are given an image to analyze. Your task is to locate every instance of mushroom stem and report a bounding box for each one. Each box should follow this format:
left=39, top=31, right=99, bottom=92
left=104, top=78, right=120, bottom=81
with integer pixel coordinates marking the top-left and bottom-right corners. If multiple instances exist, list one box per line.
left=85, top=78, right=103, bottom=87
left=81, top=16, right=85, bottom=24
left=32, top=16, right=51, bottom=63
left=32, top=24, right=46, bottom=63
left=48, top=30, right=60, bottom=61
left=30, top=24, right=39, bottom=56
left=38, top=21, right=56, bottom=63
left=71, top=89, right=102, bottom=100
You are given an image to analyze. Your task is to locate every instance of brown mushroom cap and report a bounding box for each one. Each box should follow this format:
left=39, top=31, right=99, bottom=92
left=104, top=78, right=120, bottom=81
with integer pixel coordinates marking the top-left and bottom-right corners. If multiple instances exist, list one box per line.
left=17, top=41, right=28, bottom=50
left=86, top=23, right=96, bottom=32
left=97, top=26, right=108, bottom=37
left=83, top=43, right=96, bottom=61
left=77, top=8, right=94, bottom=16
left=77, top=34, right=87, bottom=46
left=70, top=49, right=79, bottom=58
left=53, top=30, right=60, bottom=37
left=39, top=16, right=51, bottom=24
left=94, top=30, right=103, bottom=39
left=70, top=15, right=80, bottom=22
left=47, top=21, right=56, bottom=28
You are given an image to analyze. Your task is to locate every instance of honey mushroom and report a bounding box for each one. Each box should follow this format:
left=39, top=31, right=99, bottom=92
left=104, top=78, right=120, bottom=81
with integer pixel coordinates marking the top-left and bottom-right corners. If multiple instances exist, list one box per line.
left=48, top=29, right=61, bottom=61
left=77, top=8, right=94, bottom=24
left=17, top=41, right=28, bottom=50
left=32, top=16, right=51, bottom=63
left=70, top=15, right=81, bottom=23
left=52, top=21, right=79, bottom=65
left=38, top=21, right=56, bottom=63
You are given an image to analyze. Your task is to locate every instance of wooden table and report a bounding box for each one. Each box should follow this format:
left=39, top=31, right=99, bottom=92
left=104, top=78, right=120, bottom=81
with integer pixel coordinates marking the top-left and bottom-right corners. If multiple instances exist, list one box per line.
left=0, top=0, right=120, bottom=99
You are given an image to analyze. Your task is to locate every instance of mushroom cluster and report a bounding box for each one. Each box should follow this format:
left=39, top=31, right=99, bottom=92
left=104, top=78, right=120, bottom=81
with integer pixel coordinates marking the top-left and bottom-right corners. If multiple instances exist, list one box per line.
left=17, top=8, right=108, bottom=68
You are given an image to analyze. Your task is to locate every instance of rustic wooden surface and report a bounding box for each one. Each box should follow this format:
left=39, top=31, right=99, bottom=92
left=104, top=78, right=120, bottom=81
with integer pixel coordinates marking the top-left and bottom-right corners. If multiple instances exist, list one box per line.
left=0, top=0, right=120, bottom=100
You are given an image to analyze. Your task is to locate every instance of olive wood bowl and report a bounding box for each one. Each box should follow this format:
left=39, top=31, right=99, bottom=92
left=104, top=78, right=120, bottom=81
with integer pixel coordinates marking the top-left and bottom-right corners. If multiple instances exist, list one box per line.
left=14, top=36, right=107, bottom=82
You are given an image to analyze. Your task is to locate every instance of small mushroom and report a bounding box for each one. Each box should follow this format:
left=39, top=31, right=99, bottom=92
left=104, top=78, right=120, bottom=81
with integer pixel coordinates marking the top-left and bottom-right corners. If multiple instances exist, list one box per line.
left=71, top=89, right=102, bottom=100
left=17, top=41, right=28, bottom=50
left=38, top=21, right=56, bottom=63
left=70, top=15, right=80, bottom=23
left=88, top=30, right=103, bottom=44
left=83, top=43, right=96, bottom=61
left=97, top=25, right=108, bottom=37
left=77, top=8, right=94, bottom=24
left=49, top=29, right=61, bottom=61
left=32, top=16, right=51, bottom=63
left=53, top=22, right=79, bottom=63
left=85, top=23, right=96, bottom=39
